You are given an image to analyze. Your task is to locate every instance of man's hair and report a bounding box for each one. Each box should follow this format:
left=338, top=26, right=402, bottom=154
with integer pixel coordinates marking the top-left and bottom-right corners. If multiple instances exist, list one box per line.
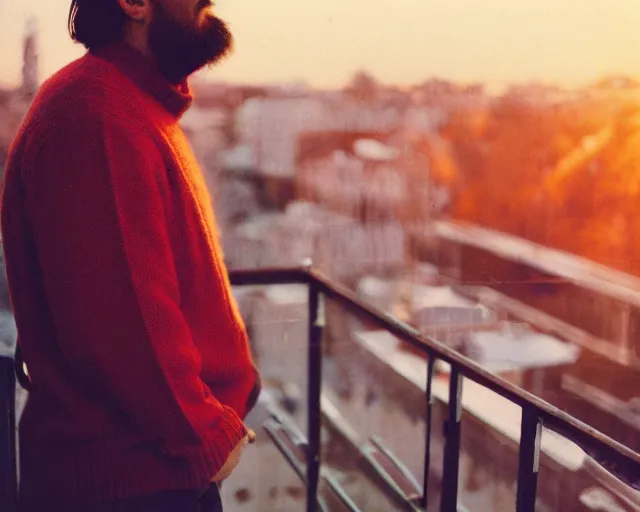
left=68, top=0, right=126, bottom=50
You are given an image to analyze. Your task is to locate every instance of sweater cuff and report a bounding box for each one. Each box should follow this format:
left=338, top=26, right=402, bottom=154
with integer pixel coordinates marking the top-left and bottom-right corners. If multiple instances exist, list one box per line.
left=174, top=405, right=248, bottom=482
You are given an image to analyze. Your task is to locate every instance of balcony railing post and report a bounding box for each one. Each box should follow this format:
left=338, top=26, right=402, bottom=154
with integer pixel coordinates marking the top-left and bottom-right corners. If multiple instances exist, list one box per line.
left=420, top=356, right=435, bottom=508
left=0, top=356, right=17, bottom=512
left=516, top=407, right=542, bottom=512
left=306, top=282, right=324, bottom=512
left=441, top=366, right=463, bottom=512
left=229, top=267, right=640, bottom=509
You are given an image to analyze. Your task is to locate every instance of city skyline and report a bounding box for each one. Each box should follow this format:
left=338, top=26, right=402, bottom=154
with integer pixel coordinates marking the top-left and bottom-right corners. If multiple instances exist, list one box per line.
left=0, top=0, right=639, bottom=89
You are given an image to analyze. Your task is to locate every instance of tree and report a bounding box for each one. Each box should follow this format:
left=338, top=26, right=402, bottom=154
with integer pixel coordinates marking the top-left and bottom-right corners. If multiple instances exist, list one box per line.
left=346, top=70, right=379, bottom=102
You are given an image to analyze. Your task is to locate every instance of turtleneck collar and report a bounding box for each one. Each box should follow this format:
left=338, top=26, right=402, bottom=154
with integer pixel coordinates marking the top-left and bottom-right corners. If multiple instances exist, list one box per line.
left=92, top=41, right=193, bottom=119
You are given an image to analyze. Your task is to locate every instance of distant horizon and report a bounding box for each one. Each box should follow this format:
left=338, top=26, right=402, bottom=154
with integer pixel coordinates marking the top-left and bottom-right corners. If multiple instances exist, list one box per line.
left=188, top=72, right=640, bottom=91
left=1, top=0, right=639, bottom=91
left=4, top=65, right=637, bottom=95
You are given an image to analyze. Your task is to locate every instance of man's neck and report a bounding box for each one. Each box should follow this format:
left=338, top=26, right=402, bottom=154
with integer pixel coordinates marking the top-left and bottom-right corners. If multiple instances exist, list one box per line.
left=119, top=31, right=188, bottom=86
left=122, top=26, right=153, bottom=61
left=91, top=40, right=194, bottom=118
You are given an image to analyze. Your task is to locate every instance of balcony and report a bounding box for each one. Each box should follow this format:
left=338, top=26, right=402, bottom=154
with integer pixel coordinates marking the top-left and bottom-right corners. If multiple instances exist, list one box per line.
left=1, top=266, right=639, bottom=512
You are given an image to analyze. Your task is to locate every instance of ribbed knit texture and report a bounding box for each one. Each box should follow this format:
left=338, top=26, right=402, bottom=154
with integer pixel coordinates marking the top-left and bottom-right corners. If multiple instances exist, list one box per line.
left=1, top=42, right=260, bottom=507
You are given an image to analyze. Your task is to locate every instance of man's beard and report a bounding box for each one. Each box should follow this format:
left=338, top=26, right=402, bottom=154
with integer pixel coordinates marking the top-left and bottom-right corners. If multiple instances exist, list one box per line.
left=148, top=1, right=233, bottom=84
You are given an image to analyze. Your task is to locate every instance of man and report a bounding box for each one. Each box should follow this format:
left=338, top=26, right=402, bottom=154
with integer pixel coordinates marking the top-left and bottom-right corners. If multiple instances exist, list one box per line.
left=1, top=0, right=261, bottom=510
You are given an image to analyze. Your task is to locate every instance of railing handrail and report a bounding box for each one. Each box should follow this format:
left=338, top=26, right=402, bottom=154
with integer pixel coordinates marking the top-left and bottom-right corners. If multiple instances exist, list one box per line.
left=228, top=265, right=640, bottom=473
left=4, top=264, right=637, bottom=512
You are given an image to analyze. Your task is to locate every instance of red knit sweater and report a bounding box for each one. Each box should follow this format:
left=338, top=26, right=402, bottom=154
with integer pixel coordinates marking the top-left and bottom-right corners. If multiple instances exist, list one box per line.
left=1, top=42, right=260, bottom=506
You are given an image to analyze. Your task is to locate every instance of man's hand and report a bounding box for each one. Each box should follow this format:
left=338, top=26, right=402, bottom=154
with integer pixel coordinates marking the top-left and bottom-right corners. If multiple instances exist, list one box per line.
left=211, top=429, right=256, bottom=482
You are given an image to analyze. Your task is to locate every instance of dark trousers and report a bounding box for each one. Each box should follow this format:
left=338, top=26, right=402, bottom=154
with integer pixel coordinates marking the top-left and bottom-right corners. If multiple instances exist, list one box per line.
left=20, top=484, right=223, bottom=512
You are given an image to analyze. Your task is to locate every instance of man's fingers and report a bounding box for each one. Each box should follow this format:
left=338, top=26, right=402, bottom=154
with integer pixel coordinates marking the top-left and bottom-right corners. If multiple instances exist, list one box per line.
left=211, top=431, right=255, bottom=483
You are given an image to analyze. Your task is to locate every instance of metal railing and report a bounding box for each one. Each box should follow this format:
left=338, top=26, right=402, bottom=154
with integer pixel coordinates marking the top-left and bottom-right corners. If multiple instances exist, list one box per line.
left=229, top=266, right=640, bottom=512
left=1, top=265, right=639, bottom=512
left=0, top=357, right=17, bottom=512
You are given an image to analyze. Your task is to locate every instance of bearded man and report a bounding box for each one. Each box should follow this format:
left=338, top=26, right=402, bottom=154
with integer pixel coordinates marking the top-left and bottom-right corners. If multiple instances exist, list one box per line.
left=0, top=1, right=261, bottom=510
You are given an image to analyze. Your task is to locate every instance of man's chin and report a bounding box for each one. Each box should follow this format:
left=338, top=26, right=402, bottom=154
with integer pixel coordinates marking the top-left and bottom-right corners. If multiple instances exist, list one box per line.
left=201, top=19, right=233, bottom=63
left=149, top=12, right=233, bottom=82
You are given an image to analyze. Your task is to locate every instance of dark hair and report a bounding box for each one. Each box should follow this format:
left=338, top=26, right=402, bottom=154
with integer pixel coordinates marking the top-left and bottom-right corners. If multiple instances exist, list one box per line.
left=68, top=0, right=126, bottom=50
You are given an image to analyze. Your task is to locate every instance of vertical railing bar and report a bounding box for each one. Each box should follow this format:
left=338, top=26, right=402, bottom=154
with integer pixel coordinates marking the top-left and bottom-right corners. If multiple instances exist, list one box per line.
left=516, top=406, right=542, bottom=512
left=0, top=357, right=18, bottom=512
left=306, top=284, right=324, bottom=512
left=440, top=365, right=462, bottom=512
left=420, top=355, right=436, bottom=508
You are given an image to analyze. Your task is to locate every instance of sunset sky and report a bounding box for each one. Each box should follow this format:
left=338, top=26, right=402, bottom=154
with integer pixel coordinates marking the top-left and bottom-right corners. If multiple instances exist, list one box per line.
left=0, top=0, right=639, bottom=89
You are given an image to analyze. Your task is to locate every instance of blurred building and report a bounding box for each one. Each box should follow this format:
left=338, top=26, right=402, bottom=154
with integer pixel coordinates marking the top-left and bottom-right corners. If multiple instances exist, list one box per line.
left=292, top=130, right=431, bottom=280
left=21, top=18, right=39, bottom=98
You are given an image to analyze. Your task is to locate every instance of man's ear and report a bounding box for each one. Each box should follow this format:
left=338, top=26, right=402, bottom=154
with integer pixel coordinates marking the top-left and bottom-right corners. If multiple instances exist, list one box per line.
left=116, top=0, right=152, bottom=22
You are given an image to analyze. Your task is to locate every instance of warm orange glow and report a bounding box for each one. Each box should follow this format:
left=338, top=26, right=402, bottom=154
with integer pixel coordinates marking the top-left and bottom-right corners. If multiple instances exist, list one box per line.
left=434, top=88, right=640, bottom=275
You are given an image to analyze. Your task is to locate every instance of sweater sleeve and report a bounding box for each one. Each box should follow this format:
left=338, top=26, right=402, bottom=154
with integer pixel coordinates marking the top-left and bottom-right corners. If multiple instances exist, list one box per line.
left=22, top=109, right=247, bottom=481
